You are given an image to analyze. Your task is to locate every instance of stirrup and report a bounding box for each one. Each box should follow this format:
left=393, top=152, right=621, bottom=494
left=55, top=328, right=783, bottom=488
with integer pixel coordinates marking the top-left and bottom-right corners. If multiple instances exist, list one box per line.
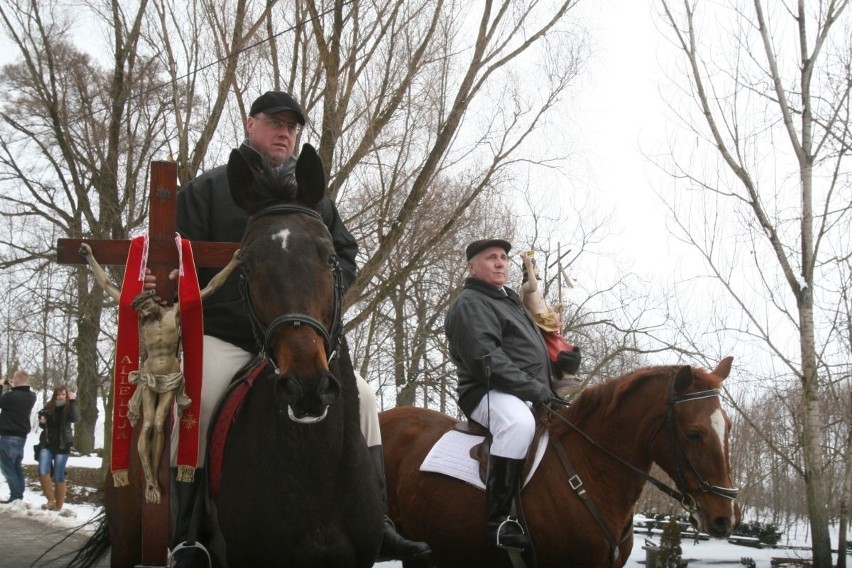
left=495, top=517, right=527, bottom=551
left=169, top=540, right=212, bottom=568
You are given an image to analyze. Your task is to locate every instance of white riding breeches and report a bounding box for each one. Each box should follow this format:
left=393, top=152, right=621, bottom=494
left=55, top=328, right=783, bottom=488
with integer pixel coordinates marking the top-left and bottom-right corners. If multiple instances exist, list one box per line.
left=470, top=390, right=536, bottom=460
left=171, top=335, right=381, bottom=465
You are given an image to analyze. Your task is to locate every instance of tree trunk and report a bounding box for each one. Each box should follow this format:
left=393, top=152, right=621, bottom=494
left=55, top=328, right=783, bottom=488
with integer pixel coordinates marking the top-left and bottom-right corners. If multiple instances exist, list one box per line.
left=800, top=299, right=832, bottom=567
left=73, top=273, right=104, bottom=455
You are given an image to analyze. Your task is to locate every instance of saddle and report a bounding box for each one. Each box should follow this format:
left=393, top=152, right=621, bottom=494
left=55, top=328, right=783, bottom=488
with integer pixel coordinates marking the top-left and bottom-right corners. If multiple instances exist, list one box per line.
left=453, top=416, right=548, bottom=486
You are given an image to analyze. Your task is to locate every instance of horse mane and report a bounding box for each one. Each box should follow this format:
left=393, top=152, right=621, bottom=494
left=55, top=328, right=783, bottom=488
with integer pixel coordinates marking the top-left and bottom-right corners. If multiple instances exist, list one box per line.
left=556, top=363, right=722, bottom=434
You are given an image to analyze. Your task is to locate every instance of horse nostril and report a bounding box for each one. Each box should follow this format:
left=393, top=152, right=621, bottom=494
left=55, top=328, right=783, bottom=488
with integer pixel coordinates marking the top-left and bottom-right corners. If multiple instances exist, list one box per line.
left=318, top=373, right=341, bottom=405
left=712, top=517, right=732, bottom=536
left=277, top=374, right=302, bottom=402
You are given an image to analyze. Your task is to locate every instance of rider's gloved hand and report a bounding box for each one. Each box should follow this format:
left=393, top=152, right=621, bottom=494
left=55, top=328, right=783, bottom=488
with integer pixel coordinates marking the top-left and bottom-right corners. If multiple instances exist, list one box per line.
left=556, top=347, right=581, bottom=375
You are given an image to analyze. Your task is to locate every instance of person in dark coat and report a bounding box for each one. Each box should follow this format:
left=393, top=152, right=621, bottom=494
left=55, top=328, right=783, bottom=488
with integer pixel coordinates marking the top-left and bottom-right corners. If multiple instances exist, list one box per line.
left=0, top=370, right=37, bottom=503
left=445, top=239, right=557, bottom=551
left=149, top=91, right=429, bottom=564
left=36, top=385, right=78, bottom=512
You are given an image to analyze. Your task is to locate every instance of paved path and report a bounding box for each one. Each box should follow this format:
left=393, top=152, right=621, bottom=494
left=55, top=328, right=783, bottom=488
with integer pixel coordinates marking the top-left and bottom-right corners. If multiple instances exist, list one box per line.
left=0, top=508, right=110, bottom=567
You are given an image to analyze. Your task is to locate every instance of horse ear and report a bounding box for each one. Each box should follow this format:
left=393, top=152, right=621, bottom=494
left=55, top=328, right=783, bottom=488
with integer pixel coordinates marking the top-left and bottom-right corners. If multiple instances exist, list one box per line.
left=711, top=356, right=733, bottom=380
left=227, top=149, right=258, bottom=213
left=673, top=365, right=693, bottom=395
left=295, top=143, right=326, bottom=208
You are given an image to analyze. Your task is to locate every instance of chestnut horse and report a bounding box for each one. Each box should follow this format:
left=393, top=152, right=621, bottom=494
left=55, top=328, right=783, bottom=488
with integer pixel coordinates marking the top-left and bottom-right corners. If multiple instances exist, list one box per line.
left=379, top=357, right=741, bottom=568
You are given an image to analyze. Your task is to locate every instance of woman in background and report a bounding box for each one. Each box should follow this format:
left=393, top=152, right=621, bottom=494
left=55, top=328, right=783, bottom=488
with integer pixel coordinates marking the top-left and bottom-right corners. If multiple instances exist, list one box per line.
left=37, top=385, right=78, bottom=512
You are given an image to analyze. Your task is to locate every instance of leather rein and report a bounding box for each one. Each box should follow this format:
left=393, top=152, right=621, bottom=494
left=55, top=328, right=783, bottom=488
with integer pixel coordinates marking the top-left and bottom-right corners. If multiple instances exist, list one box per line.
left=546, top=385, right=739, bottom=508
left=239, top=203, right=344, bottom=369
left=543, top=384, right=739, bottom=567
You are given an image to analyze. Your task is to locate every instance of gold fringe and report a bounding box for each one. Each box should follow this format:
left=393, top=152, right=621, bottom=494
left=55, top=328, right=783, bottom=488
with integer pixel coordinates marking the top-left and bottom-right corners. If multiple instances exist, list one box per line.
left=113, top=470, right=129, bottom=487
left=177, top=465, right=196, bottom=483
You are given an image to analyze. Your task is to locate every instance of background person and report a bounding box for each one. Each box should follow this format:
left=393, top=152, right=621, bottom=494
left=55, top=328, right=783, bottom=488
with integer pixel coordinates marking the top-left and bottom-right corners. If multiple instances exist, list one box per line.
left=445, top=239, right=554, bottom=551
left=0, top=370, right=37, bottom=504
left=151, top=90, right=429, bottom=563
left=37, top=385, right=78, bottom=513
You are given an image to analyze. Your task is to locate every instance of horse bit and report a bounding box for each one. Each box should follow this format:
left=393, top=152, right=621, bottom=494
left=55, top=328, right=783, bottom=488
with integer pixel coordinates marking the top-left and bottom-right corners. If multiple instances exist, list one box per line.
left=239, top=203, right=344, bottom=370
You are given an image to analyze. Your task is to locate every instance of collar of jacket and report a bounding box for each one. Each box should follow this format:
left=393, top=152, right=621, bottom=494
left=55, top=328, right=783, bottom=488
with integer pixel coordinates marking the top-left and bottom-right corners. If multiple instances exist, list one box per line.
left=463, top=277, right=517, bottom=300
left=239, top=142, right=297, bottom=176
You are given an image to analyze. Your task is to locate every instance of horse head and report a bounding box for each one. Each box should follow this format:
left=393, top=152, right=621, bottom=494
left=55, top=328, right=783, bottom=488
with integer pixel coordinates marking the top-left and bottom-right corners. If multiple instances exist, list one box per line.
left=227, top=144, right=343, bottom=423
left=649, top=356, right=742, bottom=537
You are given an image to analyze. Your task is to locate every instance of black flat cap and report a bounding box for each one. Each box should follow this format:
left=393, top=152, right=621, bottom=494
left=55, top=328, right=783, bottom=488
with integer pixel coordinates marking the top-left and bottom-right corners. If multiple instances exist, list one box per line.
left=249, top=91, right=306, bottom=125
left=466, top=239, right=511, bottom=261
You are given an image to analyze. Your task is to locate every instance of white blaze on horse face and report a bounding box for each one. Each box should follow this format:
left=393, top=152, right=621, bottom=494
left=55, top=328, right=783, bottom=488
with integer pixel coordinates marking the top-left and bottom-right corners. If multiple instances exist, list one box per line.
left=709, top=408, right=737, bottom=520
left=272, top=228, right=291, bottom=252
left=710, top=408, right=726, bottom=455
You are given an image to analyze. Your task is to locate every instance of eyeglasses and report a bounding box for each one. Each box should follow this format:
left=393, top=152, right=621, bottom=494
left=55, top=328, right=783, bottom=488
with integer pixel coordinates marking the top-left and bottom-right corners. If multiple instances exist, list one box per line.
left=259, top=116, right=303, bottom=134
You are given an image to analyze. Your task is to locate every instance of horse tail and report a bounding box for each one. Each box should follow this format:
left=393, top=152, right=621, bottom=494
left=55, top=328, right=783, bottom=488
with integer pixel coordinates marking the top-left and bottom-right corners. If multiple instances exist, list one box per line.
left=62, top=510, right=110, bottom=568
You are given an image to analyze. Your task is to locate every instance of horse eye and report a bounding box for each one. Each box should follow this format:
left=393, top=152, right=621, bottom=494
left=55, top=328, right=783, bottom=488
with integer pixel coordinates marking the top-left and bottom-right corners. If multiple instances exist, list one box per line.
left=685, top=430, right=702, bottom=442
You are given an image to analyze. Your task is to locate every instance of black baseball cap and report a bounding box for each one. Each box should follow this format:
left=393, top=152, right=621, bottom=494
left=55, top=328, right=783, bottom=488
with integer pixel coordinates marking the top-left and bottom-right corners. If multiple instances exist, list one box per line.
left=465, top=239, right=511, bottom=261
left=249, top=91, right=306, bottom=125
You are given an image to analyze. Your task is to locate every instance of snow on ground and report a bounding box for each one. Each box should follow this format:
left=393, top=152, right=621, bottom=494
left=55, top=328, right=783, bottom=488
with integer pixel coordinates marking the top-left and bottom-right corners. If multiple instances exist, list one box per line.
left=2, top=432, right=848, bottom=567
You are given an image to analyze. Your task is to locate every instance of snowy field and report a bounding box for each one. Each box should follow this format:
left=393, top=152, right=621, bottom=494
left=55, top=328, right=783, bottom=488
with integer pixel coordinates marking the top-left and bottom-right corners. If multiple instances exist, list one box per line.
left=1, top=430, right=848, bottom=567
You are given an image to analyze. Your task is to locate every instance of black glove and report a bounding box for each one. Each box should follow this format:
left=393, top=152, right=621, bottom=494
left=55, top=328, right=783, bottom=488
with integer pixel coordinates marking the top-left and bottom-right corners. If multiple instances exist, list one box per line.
left=556, top=347, right=581, bottom=375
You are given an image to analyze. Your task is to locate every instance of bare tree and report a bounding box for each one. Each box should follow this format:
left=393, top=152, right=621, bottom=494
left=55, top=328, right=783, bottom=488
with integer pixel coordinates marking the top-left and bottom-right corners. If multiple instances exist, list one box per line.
left=657, top=1, right=852, bottom=565
left=0, top=0, right=174, bottom=453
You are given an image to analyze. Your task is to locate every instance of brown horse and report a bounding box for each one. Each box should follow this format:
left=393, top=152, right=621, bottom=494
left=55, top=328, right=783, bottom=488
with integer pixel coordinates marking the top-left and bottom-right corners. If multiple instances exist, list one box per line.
left=379, top=357, right=741, bottom=568
left=67, top=145, right=383, bottom=568
left=211, top=144, right=384, bottom=566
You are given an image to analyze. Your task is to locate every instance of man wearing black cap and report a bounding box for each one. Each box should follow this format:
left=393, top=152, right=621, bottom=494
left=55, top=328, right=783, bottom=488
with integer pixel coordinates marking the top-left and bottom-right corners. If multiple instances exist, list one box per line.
left=155, top=91, right=430, bottom=564
left=445, top=239, right=554, bottom=551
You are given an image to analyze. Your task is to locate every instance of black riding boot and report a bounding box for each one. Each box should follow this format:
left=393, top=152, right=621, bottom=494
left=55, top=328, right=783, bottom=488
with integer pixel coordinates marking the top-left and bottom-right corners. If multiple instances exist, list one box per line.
left=369, top=445, right=431, bottom=561
left=169, top=468, right=212, bottom=568
left=486, top=455, right=530, bottom=551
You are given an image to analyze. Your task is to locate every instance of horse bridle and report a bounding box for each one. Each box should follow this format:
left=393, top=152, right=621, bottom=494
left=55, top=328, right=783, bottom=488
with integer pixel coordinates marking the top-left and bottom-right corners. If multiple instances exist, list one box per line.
left=659, top=384, right=741, bottom=506
left=546, top=382, right=739, bottom=511
left=239, top=203, right=344, bottom=369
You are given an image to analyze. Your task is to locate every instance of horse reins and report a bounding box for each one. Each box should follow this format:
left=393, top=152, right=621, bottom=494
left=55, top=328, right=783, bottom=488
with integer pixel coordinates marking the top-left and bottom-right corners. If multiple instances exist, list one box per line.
left=239, top=203, right=344, bottom=368
left=542, top=383, right=739, bottom=567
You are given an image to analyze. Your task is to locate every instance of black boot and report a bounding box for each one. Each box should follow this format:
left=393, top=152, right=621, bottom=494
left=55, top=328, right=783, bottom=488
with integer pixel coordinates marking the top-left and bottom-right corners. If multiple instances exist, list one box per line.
left=486, top=455, right=530, bottom=551
left=169, top=468, right=212, bottom=568
left=369, top=445, right=431, bottom=561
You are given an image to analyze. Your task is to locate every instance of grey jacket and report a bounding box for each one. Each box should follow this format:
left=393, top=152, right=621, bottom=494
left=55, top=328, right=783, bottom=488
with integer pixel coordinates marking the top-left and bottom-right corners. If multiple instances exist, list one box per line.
left=446, top=277, right=552, bottom=417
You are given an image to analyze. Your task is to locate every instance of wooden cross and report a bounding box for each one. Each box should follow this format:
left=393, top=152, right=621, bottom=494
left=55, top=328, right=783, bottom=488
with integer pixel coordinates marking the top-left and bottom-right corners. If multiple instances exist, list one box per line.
left=56, top=161, right=238, bottom=567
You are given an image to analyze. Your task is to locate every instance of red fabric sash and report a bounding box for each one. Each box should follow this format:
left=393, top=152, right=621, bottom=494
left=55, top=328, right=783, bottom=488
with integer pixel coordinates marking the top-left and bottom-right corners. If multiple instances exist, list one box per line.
left=176, top=235, right=203, bottom=482
left=111, top=236, right=148, bottom=486
left=543, top=331, right=574, bottom=363
left=109, top=235, right=204, bottom=487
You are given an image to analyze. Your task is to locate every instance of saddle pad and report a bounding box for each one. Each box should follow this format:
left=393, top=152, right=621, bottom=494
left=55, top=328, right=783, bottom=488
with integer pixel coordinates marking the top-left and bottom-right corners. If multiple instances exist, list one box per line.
left=420, top=429, right=549, bottom=490
left=208, top=358, right=270, bottom=499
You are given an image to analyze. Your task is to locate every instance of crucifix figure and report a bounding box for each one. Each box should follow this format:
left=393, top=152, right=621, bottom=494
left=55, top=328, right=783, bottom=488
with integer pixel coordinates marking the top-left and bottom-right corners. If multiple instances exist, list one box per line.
left=80, top=242, right=240, bottom=503
left=519, top=250, right=583, bottom=399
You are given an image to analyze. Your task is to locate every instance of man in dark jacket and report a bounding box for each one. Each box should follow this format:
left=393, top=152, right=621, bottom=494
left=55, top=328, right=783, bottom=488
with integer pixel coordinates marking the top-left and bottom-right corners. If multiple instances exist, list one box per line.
left=445, top=239, right=554, bottom=551
left=160, top=91, right=429, bottom=563
left=0, top=370, right=37, bottom=503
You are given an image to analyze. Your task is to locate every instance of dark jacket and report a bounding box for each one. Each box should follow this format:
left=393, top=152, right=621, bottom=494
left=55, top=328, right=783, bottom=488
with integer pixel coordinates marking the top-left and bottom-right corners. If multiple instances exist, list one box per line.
left=0, top=386, right=37, bottom=438
left=446, top=278, right=552, bottom=417
left=176, top=143, right=359, bottom=353
left=39, top=401, right=78, bottom=454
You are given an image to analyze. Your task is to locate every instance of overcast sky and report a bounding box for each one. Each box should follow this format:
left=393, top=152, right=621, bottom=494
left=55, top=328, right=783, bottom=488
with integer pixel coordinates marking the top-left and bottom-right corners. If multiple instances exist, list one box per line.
left=571, top=0, right=690, bottom=282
